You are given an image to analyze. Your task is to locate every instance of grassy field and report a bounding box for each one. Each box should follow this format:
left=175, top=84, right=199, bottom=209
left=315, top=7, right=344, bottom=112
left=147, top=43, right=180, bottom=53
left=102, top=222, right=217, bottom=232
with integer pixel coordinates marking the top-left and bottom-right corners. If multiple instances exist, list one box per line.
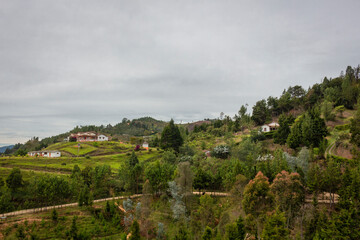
left=0, top=167, right=62, bottom=181
left=0, top=149, right=161, bottom=174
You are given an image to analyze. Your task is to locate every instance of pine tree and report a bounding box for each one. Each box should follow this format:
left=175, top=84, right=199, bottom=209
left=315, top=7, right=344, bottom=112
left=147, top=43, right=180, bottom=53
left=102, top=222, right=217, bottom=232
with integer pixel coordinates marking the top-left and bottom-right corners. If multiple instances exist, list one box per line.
left=202, top=226, right=213, bottom=240
left=261, top=211, right=289, bottom=240
left=129, top=220, right=141, bottom=240
left=274, top=114, right=294, bottom=145
left=160, top=119, right=183, bottom=152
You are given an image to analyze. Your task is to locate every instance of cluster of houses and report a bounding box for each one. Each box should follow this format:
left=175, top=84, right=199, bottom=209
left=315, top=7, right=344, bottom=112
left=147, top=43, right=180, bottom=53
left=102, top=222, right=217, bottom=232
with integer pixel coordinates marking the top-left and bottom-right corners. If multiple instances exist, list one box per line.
left=28, top=132, right=110, bottom=158
left=67, top=132, right=109, bottom=142
left=27, top=123, right=278, bottom=158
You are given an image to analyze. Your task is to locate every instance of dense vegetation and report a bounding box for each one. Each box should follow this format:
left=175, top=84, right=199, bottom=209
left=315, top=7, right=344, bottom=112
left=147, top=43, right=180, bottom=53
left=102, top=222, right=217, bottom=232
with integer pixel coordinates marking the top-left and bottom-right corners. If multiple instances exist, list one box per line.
left=1, top=65, right=360, bottom=239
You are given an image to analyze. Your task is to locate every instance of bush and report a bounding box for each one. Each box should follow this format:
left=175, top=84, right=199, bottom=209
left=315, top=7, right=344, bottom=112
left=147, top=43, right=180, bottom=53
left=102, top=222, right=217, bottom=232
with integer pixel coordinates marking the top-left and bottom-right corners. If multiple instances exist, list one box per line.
left=335, top=124, right=350, bottom=131
left=211, top=145, right=230, bottom=159
left=264, top=131, right=275, bottom=139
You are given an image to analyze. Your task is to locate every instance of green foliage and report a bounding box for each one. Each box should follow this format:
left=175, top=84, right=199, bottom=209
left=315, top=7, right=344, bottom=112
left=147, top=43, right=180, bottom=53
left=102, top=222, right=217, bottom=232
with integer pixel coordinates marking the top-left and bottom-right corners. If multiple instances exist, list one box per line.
left=261, top=211, right=289, bottom=240
left=252, top=99, right=269, bottom=125
left=225, top=215, right=245, bottom=240
left=69, top=216, right=78, bottom=239
left=145, top=160, right=175, bottom=194
left=193, top=169, right=212, bottom=191
left=51, top=209, right=58, bottom=222
left=78, top=185, right=93, bottom=207
left=129, top=220, right=140, bottom=240
left=202, top=226, right=213, bottom=240
left=274, top=114, right=294, bottom=145
left=242, top=172, right=274, bottom=217
left=162, top=150, right=177, bottom=164
left=334, top=123, right=350, bottom=131
left=321, top=100, right=335, bottom=121
left=270, top=171, right=305, bottom=224
left=287, top=109, right=327, bottom=148
left=6, top=168, right=23, bottom=193
left=350, top=105, right=360, bottom=147
left=160, top=119, right=183, bottom=152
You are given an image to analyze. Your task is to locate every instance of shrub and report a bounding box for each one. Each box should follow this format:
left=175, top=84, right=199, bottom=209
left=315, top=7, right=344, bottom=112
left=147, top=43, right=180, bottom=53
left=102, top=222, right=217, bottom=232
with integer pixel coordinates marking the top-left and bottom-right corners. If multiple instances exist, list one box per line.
left=335, top=124, right=350, bottom=131
left=211, top=145, right=230, bottom=159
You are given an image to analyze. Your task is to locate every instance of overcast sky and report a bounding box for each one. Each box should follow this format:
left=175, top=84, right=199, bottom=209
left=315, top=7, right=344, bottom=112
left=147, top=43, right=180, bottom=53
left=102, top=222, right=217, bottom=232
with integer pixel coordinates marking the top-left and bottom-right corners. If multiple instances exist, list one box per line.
left=1, top=0, right=359, bottom=145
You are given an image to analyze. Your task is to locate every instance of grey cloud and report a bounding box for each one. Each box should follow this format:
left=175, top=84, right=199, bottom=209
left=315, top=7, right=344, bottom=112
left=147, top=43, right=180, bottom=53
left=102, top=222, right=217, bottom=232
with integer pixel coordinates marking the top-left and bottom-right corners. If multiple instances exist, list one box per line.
left=1, top=0, right=360, bottom=144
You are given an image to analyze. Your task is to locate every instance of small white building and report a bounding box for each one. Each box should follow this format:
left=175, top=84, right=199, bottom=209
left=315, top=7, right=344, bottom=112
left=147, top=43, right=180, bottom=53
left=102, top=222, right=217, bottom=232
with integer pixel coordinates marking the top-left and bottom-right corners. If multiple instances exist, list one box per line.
left=142, top=142, right=149, bottom=149
left=261, top=122, right=280, bottom=133
left=28, top=150, right=61, bottom=158
left=97, top=134, right=109, bottom=141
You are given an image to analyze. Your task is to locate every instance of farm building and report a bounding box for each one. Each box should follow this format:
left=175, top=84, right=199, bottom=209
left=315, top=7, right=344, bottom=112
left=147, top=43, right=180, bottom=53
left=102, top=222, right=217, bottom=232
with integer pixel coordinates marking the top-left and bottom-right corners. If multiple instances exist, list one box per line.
left=261, top=122, right=280, bottom=133
left=97, top=134, right=109, bottom=141
left=69, top=132, right=109, bottom=142
left=142, top=142, right=149, bottom=150
left=28, top=150, right=61, bottom=158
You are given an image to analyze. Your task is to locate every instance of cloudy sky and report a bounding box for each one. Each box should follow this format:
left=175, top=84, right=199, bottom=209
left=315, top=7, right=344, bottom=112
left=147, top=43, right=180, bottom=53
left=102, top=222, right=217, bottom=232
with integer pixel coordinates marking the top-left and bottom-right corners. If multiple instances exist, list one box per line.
left=0, top=0, right=359, bottom=145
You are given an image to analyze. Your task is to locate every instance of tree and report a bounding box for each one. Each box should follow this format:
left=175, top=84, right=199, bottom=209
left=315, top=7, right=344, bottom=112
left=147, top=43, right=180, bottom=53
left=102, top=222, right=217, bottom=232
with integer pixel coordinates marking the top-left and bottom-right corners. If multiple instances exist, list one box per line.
left=168, top=181, right=186, bottom=220
left=193, top=169, right=212, bottom=192
left=129, top=220, right=141, bottom=240
left=274, top=114, right=294, bottom=145
left=334, top=105, right=345, bottom=118
left=198, top=194, right=215, bottom=228
left=6, top=168, right=23, bottom=193
left=78, top=185, right=93, bottom=207
left=270, top=171, right=305, bottom=226
left=321, top=100, right=335, bottom=121
left=69, top=216, right=78, bottom=239
left=145, top=160, right=174, bottom=194
left=160, top=119, right=183, bottom=152
left=225, top=215, right=245, bottom=240
left=350, top=104, right=360, bottom=147
left=176, top=162, right=194, bottom=210
left=128, top=151, right=139, bottom=168
left=202, top=226, right=213, bottom=240
left=261, top=211, right=289, bottom=240
left=242, top=172, right=274, bottom=236
left=51, top=208, right=58, bottom=222
left=120, top=152, right=142, bottom=194
left=252, top=100, right=269, bottom=126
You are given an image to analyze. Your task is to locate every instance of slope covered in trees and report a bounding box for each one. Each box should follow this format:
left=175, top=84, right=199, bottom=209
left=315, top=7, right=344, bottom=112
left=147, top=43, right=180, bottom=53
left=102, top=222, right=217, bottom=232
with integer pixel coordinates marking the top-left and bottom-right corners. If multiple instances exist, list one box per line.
left=2, top=65, right=360, bottom=239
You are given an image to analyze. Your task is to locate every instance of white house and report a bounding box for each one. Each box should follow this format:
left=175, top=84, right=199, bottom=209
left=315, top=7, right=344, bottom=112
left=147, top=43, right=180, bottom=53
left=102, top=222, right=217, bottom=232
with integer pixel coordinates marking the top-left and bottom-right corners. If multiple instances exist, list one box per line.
left=97, top=134, right=109, bottom=141
left=261, top=122, right=280, bottom=133
left=28, top=150, right=61, bottom=158
left=142, top=142, right=149, bottom=149
left=69, top=132, right=109, bottom=142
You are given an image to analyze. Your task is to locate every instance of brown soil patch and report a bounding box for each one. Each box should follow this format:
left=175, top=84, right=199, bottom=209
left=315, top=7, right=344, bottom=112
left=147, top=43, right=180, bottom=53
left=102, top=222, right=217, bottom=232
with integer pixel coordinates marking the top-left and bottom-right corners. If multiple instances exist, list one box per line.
left=334, top=145, right=353, bottom=159
left=186, top=120, right=211, bottom=131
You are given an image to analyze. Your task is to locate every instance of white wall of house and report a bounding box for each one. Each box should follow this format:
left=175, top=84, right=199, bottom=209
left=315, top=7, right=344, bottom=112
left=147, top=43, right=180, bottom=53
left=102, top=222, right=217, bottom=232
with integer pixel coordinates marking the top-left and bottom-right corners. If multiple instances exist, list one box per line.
left=142, top=142, right=149, bottom=148
left=43, top=151, right=61, bottom=158
left=28, top=151, right=61, bottom=158
left=261, top=125, right=270, bottom=132
left=97, top=135, right=108, bottom=141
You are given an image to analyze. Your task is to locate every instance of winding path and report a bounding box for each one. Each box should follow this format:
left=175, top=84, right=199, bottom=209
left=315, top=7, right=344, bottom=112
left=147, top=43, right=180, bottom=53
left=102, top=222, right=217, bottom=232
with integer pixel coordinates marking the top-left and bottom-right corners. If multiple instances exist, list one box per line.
left=0, top=192, right=229, bottom=218
left=0, top=191, right=335, bottom=219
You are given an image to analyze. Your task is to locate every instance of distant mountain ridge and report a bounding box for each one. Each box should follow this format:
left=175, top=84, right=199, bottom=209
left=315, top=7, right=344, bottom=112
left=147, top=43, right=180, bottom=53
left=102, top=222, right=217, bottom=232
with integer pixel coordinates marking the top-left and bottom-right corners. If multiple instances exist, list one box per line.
left=0, top=145, right=14, bottom=153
